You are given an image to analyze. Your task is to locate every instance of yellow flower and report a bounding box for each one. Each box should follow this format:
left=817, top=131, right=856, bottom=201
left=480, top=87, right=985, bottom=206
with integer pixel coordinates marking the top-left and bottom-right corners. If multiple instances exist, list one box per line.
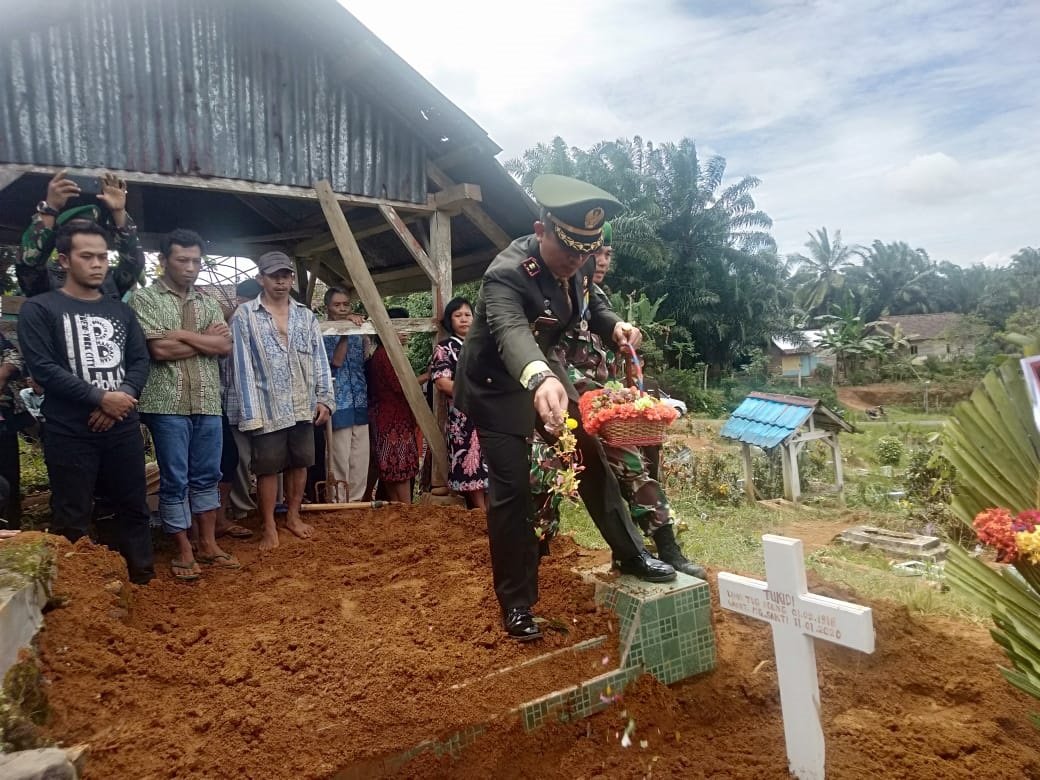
left=565, top=416, right=578, bottom=430
left=1015, top=529, right=1040, bottom=565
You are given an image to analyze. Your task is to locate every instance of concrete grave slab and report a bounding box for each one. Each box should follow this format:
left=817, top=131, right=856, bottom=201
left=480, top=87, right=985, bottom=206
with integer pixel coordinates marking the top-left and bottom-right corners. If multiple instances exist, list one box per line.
left=836, top=525, right=947, bottom=560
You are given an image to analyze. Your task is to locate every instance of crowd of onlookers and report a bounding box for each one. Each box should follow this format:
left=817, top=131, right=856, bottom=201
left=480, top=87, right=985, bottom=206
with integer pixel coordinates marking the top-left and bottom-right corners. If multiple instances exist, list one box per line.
left=0, top=171, right=480, bottom=584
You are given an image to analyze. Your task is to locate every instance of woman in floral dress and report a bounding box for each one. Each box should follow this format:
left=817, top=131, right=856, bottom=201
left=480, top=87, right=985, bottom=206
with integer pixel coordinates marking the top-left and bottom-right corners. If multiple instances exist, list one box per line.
left=430, top=297, right=488, bottom=509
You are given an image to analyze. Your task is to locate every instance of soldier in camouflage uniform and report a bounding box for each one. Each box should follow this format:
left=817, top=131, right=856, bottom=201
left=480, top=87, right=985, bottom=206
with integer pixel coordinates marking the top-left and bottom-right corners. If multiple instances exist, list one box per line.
left=17, top=170, right=145, bottom=300
left=532, top=224, right=706, bottom=578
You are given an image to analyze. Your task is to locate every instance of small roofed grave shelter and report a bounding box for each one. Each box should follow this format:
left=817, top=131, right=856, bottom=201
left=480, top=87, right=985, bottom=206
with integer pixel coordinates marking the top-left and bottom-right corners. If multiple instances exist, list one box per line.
left=720, top=392, right=854, bottom=503
left=0, top=0, right=538, bottom=491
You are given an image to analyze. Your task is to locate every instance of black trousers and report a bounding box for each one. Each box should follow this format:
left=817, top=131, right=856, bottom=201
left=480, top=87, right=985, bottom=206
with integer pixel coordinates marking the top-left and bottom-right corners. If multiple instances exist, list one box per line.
left=43, top=425, right=155, bottom=584
left=479, top=409, right=645, bottom=612
left=0, top=428, right=21, bottom=528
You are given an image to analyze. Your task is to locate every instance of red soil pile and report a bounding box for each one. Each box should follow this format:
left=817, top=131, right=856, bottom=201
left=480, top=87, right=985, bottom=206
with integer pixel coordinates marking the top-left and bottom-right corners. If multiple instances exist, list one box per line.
left=27, top=510, right=1040, bottom=779
left=408, top=577, right=1040, bottom=779
left=34, top=508, right=615, bottom=778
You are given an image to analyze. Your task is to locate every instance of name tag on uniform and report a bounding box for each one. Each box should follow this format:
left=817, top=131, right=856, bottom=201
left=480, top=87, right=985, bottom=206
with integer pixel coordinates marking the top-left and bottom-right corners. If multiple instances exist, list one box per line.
left=534, top=315, right=559, bottom=328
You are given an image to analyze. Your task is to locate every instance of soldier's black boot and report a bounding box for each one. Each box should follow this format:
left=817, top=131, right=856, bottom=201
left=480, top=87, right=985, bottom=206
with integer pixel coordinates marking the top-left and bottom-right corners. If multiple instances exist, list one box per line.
left=652, top=525, right=707, bottom=579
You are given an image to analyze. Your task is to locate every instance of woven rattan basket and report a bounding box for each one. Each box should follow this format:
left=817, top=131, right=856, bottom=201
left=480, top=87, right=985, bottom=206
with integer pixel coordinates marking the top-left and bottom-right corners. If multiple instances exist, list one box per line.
left=598, top=417, right=669, bottom=448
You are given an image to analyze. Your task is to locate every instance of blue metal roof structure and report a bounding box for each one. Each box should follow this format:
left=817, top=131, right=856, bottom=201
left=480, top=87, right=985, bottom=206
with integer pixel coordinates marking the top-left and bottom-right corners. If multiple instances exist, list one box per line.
left=720, top=392, right=853, bottom=450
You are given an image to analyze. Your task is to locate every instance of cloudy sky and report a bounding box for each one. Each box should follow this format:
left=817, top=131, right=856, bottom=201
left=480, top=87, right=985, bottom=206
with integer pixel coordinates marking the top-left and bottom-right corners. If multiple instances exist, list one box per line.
left=341, top=0, right=1037, bottom=267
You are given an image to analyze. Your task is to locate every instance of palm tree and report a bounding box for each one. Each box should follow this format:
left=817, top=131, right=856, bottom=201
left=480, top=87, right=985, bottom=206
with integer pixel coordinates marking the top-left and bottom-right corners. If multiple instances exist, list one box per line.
left=850, top=240, right=935, bottom=320
left=787, top=228, right=858, bottom=319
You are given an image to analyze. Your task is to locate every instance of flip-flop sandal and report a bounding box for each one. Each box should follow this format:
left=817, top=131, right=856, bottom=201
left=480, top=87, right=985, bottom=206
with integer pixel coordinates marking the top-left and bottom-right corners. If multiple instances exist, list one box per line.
left=217, top=524, right=254, bottom=539
left=171, top=559, right=201, bottom=582
left=196, top=552, right=242, bottom=570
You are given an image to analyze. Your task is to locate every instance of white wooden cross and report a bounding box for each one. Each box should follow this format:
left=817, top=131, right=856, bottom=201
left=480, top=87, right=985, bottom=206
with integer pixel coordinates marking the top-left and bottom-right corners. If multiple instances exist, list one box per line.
left=718, top=535, right=875, bottom=780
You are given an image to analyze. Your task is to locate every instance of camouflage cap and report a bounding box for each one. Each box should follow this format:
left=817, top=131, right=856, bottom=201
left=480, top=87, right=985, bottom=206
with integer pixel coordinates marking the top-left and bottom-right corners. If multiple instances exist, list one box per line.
left=532, top=174, right=624, bottom=254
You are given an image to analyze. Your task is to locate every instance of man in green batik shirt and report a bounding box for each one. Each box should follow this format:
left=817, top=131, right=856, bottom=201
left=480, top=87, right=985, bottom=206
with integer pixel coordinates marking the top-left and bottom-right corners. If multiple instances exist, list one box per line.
left=129, top=229, right=239, bottom=582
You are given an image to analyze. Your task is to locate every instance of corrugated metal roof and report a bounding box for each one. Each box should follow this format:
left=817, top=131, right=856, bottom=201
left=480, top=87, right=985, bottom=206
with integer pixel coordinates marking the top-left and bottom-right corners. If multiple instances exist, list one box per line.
left=720, top=391, right=854, bottom=448
left=0, top=0, right=426, bottom=202
left=720, top=396, right=814, bottom=449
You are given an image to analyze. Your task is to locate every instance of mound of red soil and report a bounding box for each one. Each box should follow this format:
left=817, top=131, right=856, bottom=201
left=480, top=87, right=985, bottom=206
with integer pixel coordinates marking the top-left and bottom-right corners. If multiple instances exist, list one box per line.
left=408, top=577, right=1040, bottom=779
left=27, top=507, right=1040, bottom=779
left=34, top=508, right=615, bottom=778
left=837, top=382, right=975, bottom=411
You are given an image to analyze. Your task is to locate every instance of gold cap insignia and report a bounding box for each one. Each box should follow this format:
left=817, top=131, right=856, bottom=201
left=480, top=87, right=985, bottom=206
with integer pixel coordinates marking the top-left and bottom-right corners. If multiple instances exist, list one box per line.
left=584, top=207, right=605, bottom=229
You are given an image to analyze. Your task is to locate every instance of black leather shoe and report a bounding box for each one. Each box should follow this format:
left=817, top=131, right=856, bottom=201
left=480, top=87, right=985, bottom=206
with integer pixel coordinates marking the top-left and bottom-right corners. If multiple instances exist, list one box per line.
left=503, top=608, right=543, bottom=641
left=615, top=551, right=676, bottom=582
left=659, top=552, right=707, bottom=579
left=652, top=525, right=708, bottom=579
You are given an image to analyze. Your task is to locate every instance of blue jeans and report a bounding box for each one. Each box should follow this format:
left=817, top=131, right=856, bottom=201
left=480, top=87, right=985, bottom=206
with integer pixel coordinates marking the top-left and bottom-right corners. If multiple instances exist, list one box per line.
left=144, top=414, right=222, bottom=534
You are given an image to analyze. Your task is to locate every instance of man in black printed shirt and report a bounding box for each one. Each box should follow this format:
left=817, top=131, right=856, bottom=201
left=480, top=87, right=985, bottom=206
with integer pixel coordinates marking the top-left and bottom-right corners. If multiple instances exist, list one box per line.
left=18, top=221, right=154, bottom=584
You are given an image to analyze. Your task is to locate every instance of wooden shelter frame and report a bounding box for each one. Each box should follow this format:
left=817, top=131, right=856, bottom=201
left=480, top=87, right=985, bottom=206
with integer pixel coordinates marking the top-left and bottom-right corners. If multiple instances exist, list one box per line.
left=738, top=405, right=851, bottom=505
left=0, top=160, right=517, bottom=493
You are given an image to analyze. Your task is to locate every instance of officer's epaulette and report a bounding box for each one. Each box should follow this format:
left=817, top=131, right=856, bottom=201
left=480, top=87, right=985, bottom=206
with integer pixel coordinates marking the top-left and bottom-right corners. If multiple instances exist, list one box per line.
left=521, top=257, right=540, bottom=277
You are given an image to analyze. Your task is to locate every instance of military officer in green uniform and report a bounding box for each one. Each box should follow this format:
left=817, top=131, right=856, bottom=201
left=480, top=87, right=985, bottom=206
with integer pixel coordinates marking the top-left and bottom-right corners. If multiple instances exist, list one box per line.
left=456, top=175, right=676, bottom=642
left=558, top=223, right=706, bottom=578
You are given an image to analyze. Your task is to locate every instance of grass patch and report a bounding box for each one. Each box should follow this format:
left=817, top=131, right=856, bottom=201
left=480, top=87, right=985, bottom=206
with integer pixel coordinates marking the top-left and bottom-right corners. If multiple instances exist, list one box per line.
left=0, top=537, right=52, bottom=591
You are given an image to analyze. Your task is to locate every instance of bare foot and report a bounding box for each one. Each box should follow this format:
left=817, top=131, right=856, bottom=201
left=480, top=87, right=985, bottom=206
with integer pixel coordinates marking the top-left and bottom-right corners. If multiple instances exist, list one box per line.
left=285, top=515, right=314, bottom=540
left=258, top=529, right=280, bottom=551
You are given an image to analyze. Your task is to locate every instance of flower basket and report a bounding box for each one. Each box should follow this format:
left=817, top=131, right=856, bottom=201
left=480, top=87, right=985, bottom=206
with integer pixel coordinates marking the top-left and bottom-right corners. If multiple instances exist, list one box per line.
left=579, top=383, right=679, bottom=448
left=599, top=417, right=670, bottom=448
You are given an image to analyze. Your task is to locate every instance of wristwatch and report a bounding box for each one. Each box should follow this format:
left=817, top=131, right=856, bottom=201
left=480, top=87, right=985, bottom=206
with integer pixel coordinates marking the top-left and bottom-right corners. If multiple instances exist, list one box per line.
left=525, top=370, right=555, bottom=392
left=36, top=201, right=60, bottom=217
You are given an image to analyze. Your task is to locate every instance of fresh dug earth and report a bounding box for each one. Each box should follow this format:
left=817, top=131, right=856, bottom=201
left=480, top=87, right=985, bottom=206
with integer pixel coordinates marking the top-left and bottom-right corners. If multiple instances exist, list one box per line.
left=411, top=578, right=1040, bottom=780
left=837, top=382, right=975, bottom=411
left=32, top=508, right=616, bottom=778
left=27, top=508, right=1040, bottom=780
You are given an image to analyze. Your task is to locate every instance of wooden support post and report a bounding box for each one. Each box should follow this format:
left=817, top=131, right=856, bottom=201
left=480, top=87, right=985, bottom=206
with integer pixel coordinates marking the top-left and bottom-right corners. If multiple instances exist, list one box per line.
left=430, top=211, right=453, bottom=313
left=378, top=204, right=437, bottom=282
left=741, top=443, right=756, bottom=502
left=427, top=162, right=512, bottom=251
left=780, top=446, right=793, bottom=502
left=829, top=433, right=845, bottom=504
left=427, top=210, right=454, bottom=494
left=294, top=258, right=313, bottom=307
left=314, top=180, right=449, bottom=490
left=789, top=444, right=802, bottom=503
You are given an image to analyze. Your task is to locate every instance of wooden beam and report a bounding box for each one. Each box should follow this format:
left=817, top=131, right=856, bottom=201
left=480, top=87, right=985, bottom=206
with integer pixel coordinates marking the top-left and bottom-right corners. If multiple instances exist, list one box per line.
left=318, top=318, right=437, bottom=336
left=428, top=209, right=453, bottom=493
left=314, top=179, right=449, bottom=489
left=294, top=212, right=419, bottom=257
left=236, top=229, right=320, bottom=244
left=377, top=204, right=437, bottom=282
left=788, top=430, right=833, bottom=444
left=0, top=169, right=24, bottom=193
left=741, top=443, right=756, bottom=502
left=234, top=194, right=299, bottom=232
left=427, top=162, right=512, bottom=251
left=460, top=201, right=512, bottom=250
left=431, top=182, right=482, bottom=211
left=0, top=164, right=437, bottom=213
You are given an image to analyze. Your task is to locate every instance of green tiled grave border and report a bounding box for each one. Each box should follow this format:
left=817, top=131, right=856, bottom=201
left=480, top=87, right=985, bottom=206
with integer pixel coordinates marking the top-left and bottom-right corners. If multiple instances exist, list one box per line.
left=333, top=569, right=715, bottom=776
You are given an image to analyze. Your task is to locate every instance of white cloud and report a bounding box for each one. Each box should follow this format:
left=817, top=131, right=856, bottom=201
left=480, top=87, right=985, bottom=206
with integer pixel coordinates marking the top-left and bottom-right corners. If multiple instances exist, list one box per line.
left=887, top=153, right=970, bottom=204
left=340, top=0, right=1039, bottom=267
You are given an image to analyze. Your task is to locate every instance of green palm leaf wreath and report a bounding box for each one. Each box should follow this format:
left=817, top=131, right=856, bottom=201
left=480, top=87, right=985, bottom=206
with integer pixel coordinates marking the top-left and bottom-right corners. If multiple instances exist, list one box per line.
left=942, top=338, right=1040, bottom=726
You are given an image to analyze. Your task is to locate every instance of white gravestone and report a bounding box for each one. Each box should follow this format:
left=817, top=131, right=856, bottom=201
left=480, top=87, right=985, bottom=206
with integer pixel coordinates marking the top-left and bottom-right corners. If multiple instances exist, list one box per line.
left=718, top=535, right=875, bottom=780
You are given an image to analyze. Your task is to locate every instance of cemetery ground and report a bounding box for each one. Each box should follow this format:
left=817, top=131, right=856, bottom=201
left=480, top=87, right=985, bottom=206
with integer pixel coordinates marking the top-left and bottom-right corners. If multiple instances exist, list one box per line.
left=4, top=401, right=1040, bottom=778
